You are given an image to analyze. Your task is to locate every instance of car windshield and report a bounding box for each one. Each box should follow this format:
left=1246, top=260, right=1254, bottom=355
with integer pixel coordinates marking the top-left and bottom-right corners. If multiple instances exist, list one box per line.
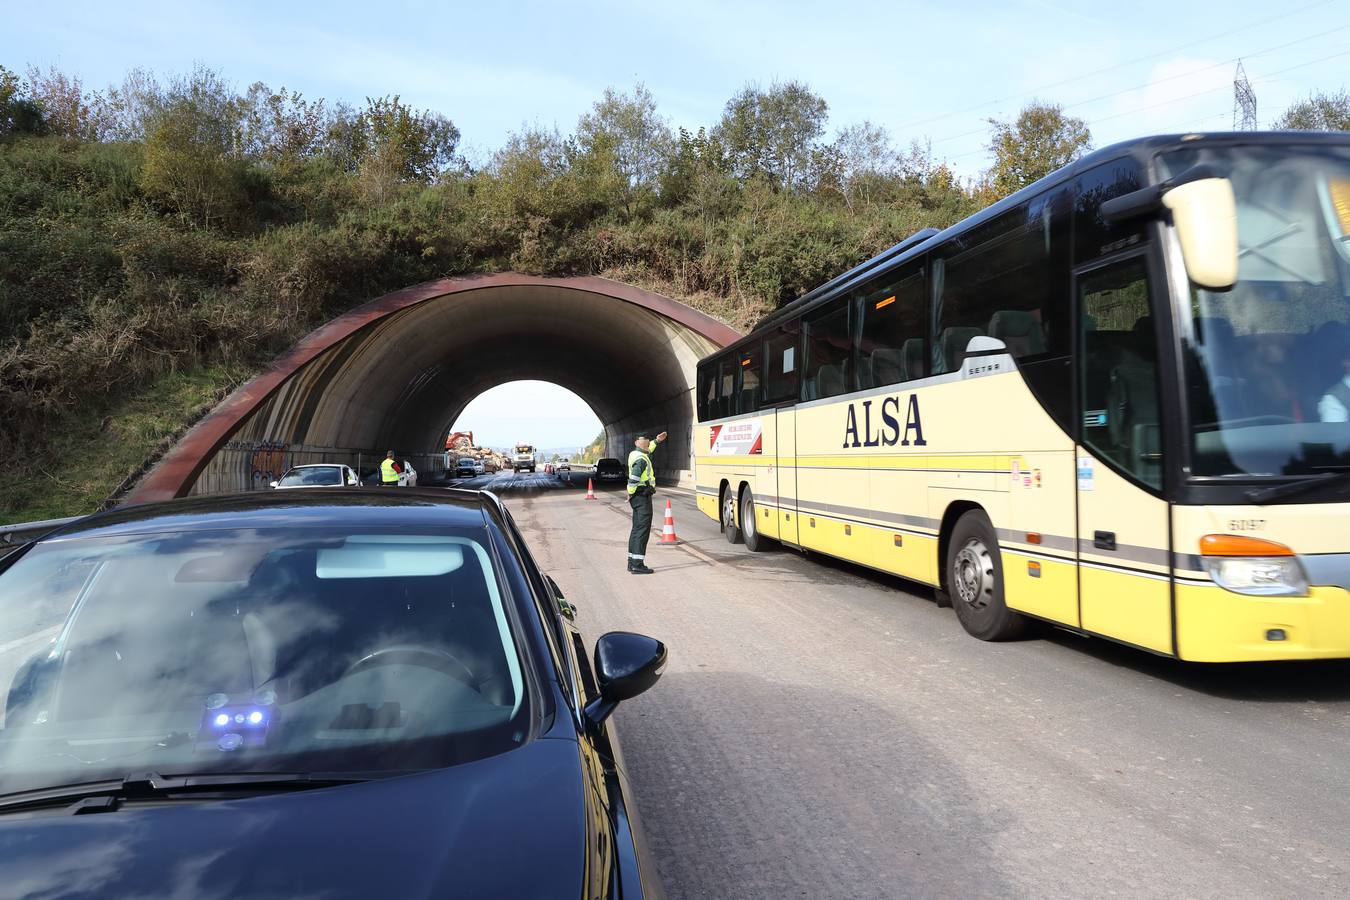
left=0, top=527, right=529, bottom=797
left=277, top=467, right=343, bottom=487
left=1159, top=144, right=1350, bottom=478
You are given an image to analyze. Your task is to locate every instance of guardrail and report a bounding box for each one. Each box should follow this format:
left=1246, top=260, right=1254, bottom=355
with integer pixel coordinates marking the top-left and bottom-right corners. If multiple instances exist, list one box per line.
left=0, top=516, right=82, bottom=558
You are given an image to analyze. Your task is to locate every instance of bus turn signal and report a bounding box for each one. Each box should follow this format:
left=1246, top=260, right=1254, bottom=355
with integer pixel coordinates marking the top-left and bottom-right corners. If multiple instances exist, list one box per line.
left=1199, top=534, right=1295, bottom=557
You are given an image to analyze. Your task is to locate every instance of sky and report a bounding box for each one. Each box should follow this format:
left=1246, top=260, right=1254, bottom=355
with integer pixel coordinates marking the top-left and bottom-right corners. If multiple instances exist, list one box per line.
left=451, top=382, right=601, bottom=452
left=5, top=0, right=1350, bottom=446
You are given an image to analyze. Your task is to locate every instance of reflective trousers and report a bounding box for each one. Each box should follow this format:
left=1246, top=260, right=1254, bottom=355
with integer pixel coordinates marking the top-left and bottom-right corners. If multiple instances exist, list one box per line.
left=628, top=492, right=653, bottom=558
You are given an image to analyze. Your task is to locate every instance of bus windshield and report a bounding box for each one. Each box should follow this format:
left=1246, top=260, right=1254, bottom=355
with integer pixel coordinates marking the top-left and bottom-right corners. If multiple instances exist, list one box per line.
left=1160, top=144, right=1350, bottom=478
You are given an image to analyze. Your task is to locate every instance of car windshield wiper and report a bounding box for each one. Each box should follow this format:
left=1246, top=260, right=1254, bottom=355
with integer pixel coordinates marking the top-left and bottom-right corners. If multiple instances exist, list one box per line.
left=0, top=771, right=374, bottom=816
left=1245, top=468, right=1350, bottom=504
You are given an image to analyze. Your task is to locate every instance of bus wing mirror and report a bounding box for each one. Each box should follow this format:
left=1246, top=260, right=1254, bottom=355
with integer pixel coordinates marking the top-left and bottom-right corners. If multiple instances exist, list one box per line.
left=1162, top=177, right=1238, bottom=290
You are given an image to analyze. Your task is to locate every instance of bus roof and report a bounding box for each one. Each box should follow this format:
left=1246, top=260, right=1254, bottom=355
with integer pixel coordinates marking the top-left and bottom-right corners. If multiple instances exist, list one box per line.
left=724, top=130, right=1350, bottom=357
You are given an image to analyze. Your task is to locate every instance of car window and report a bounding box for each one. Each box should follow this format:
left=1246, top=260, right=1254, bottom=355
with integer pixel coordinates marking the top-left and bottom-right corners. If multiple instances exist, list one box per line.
left=278, top=467, right=342, bottom=487
left=0, top=528, right=531, bottom=797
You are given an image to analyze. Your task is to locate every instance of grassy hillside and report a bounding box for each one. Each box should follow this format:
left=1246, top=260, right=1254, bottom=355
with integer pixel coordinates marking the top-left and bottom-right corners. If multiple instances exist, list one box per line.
left=0, top=67, right=1019, bottom=524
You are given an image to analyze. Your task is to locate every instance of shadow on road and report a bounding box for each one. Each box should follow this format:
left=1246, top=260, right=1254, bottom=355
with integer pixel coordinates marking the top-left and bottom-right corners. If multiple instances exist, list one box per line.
left=617, top=670, right=1017, bottom=900
left=695, top=534, right=1350, bottom=705
left=1037, top=628, right=1350, bottom=703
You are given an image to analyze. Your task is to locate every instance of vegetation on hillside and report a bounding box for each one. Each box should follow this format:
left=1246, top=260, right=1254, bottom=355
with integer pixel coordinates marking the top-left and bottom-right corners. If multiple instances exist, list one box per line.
left=1, top=61, right=1347, bottom=522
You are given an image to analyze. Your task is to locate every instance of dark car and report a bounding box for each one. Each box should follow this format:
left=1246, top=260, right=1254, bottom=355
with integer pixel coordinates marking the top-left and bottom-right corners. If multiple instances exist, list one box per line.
left=455, top=456, right=478, bottom=477
left=595, top=457, right=625, bottom=483
left=0, top=490, right=667, bottom=899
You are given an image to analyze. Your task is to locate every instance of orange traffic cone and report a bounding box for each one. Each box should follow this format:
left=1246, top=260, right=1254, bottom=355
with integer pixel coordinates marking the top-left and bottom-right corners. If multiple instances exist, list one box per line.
left=585, top=478, right=596, bottom=500
left=659, top=499, right=680, bottom=544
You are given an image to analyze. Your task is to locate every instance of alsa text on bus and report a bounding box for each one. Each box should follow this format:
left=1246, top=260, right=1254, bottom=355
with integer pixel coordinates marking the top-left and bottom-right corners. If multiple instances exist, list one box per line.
left=843, top=394, right=927, bottom=449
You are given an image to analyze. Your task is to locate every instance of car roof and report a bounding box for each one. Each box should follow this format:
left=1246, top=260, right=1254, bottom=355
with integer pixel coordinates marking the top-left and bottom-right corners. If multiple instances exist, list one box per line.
left=37, top=489, right=500, bottom=543
left=288, top=463, right=343, bottom=469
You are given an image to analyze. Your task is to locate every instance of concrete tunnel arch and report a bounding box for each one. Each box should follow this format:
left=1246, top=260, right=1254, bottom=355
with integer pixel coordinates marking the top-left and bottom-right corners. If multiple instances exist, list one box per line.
left=128, top=273, right=740, bottom=503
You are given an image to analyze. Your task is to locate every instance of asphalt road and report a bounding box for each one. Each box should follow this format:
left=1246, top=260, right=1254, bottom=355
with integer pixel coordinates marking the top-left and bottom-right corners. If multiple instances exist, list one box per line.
left=477, top=469, right=1350, bottom=900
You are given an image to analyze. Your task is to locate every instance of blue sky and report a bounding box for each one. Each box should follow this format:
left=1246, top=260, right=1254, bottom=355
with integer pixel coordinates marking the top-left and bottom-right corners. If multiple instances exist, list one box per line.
left=5, top=0, right=1349, bottom=446
left=452, top=382, right=600, bottom=452
left=7, top=0, right=1348, bottom=171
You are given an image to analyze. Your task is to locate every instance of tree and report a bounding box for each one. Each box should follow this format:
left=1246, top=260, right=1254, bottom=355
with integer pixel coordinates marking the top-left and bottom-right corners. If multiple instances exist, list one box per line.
left=821, top=121, right=899, bottom=211
left=139, top=66, right=246, bottom=228
left=715, top=80, right=828, bottom=189
left=362, top=95, right=460, bottom=182
left=25, top=65, right=113, bottom=141
left=0, top=65, right=45, bottom=137
left=238, top=82, right=328, bottom=165
left=1274, top=90, right=1350, bottom=131
left=94, top=68, right=164, bottom=142
left=987, top=101, right=1090, bottom=197
left=576, top=84, right=673, bottom=190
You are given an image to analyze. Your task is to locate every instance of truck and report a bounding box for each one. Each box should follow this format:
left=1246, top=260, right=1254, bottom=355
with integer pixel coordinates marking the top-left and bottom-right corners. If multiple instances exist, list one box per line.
left=512, top=444, right=536, bottom=473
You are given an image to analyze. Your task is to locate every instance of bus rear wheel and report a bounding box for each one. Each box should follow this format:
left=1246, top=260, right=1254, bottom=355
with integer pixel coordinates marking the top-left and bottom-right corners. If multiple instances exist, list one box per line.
left=740, top=487, right=771, bottom=552
left=721, top=487, right=741, bottom=544
left=947, top=510, right=1027, bottom=642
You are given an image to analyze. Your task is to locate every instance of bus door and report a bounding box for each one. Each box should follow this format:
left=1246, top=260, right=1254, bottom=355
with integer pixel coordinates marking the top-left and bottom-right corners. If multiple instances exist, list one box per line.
left=775, top=408, right=800, bottom=547
left=1074, top=255, right=1174, bottom=655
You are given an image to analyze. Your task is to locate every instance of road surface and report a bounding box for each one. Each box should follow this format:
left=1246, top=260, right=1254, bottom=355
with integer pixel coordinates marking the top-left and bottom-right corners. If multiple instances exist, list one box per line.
left=474, top=469, right=1350, bottom=900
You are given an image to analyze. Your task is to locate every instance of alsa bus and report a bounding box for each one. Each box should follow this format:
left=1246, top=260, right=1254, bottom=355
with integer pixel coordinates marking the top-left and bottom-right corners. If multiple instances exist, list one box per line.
left=695, top=133, right=1350, bottom=663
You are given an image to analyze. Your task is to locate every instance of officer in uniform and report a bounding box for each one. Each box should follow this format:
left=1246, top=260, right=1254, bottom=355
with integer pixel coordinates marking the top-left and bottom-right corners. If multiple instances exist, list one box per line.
left=627, top=431, right=667, bottom=574
left=380, top=450, right=401, bottom=486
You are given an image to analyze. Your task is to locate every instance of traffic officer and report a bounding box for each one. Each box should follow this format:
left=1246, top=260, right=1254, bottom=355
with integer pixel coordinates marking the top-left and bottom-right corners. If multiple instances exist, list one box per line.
left=380, top=450, right=401, bottom=487
left=627, top=431, right=667, bottom=574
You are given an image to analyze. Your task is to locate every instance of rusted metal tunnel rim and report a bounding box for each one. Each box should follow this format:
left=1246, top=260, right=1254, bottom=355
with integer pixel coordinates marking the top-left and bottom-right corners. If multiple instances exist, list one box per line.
left=129, top=273, right=739, bottom=503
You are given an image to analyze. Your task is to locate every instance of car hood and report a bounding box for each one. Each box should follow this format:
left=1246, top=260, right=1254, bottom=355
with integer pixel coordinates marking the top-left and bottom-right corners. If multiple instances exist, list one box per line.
left=0, top=738, right=590, bottom=900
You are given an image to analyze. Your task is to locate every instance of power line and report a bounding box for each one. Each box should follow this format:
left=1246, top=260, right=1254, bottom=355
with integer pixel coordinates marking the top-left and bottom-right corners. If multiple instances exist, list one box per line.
left=940, top=43, right=1350, bottom=164
left=891, top=0, right=1334, bottom=132
left=925, top=23, right=1350, bottom=148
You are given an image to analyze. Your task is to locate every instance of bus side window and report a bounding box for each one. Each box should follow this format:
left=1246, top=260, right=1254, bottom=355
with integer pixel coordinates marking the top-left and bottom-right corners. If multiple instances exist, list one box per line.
left=802, top=300, right=852, bottom=400
left=738, top=349, right=762, bottom=415
left=933, top=191, right=1070, bottom=375
left=1078, top=257, right=1163, bottom=490
left=763, top=328, right=799, bottom=403
left=697, top=365, right=715, bottom=421
left=716, top=358, right=735, bottom=419
left=1074, top=158, right=1146, bottom=265
left=858, top=266, right=926, bottom=389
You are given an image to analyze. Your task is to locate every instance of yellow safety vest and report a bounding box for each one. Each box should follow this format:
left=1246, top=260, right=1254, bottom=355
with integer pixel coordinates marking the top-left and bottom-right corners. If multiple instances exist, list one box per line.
left=381, top=458, right=399, bottom=484
left=627, top=444, right=657, bottom=495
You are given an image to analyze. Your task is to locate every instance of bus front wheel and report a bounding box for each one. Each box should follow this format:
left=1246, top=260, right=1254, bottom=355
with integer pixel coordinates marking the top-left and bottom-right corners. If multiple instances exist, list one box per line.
left=947, top=510, right=1027, bottom=642
left=721, top=488, right=741, bottom=544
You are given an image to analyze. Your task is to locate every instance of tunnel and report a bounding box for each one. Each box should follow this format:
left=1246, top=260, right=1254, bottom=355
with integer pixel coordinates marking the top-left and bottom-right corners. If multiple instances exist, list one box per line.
left=128, top=273, right=740, bottom=502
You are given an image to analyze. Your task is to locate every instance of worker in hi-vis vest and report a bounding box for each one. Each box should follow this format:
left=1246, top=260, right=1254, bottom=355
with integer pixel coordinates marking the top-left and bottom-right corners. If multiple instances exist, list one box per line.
left=380, top=450, right=401, bottom=486
left=626, top=431, right=667, bottom=574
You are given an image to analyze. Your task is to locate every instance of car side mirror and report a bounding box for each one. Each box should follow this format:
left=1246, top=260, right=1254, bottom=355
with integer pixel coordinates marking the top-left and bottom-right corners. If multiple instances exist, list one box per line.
left=583, top=631, right=667, bottom=728
left=269, top=481, right=278, bottom=489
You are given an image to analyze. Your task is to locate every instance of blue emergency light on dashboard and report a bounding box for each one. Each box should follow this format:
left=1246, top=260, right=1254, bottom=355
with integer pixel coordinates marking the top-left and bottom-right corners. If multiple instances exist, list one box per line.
left=196, top=690, right=277, bottom=751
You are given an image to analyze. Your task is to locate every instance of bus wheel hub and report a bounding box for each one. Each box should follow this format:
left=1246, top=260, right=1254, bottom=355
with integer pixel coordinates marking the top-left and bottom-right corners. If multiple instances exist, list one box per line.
left=955, top=541, right=993, bottom=609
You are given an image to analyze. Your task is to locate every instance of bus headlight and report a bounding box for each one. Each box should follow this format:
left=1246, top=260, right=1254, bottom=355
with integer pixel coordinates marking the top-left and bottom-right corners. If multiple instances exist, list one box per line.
left=1199, top=534, right=1309, bottom=597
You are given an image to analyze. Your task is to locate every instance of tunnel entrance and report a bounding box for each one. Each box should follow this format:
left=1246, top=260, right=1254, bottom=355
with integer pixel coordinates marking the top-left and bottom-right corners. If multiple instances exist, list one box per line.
left=128, top=273, right=739, bottom=501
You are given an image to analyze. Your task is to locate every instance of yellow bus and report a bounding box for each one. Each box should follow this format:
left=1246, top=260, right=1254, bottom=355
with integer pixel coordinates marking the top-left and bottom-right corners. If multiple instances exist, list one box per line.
left=694, top=133, right=1350, bottom=662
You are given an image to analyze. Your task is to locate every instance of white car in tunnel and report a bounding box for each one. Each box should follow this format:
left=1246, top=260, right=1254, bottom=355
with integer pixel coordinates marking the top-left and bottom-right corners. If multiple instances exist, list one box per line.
left=270, top=464, right=359, bottom=489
